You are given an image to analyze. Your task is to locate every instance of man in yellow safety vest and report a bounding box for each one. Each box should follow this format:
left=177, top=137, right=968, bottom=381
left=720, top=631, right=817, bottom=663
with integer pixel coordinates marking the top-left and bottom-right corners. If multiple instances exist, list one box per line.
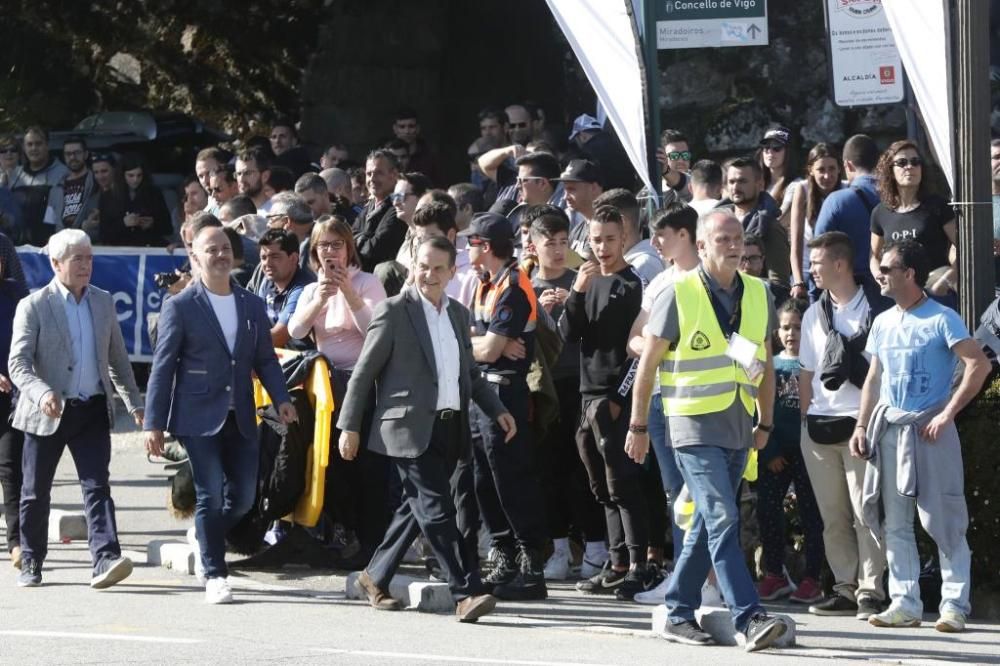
left=626, top=209, right=791, bottom=653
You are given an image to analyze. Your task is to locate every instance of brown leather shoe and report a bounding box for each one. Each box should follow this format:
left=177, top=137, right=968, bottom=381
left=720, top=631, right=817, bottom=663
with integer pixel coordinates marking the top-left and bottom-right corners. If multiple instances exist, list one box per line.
left=455, top=594, right=497, bottom=623
left=356, top=570, right=401, bottom=610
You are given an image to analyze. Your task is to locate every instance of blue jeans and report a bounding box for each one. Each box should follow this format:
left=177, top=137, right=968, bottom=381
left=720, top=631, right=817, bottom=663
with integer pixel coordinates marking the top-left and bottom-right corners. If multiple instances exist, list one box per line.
left=879, top=426, right=972, bottom=617
left=181, top=413, right=259, bottom=579
left=648, top=395, right=684, bottom=562
left=665, top=445, right=763, bottom=633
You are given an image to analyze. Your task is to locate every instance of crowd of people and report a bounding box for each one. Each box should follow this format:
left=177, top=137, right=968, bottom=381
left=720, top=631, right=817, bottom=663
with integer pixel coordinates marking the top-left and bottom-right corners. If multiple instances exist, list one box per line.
left=2, top=104, right=1000, bottom=653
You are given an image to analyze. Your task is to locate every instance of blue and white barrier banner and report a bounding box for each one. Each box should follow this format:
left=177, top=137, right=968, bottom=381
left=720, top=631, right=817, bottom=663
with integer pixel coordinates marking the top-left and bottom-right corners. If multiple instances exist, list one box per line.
left=16, top=246, right=188, bottom=362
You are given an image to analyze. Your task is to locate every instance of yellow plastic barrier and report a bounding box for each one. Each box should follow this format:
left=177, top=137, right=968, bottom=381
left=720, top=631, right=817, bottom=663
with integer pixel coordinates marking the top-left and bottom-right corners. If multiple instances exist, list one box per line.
left=253, top=349, right=334, bottom=527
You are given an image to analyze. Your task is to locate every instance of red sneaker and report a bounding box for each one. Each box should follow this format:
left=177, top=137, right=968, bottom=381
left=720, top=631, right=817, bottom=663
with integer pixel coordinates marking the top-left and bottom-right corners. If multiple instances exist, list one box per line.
left=756, top=573, right=794, bottom=601
left=789, top=577, right=824, bottom=604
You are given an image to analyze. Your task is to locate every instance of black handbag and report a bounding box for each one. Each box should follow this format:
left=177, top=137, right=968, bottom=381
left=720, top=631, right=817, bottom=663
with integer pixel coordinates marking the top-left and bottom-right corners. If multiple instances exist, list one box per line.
left=806, top=414, right=857, bottom=445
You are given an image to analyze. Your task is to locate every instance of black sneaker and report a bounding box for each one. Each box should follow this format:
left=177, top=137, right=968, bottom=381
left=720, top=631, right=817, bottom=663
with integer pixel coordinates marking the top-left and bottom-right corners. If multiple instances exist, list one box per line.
left=91, top=556, right=134, bottom=590
left=614, top=563, right=659, bottom=601
left=743, top=613, right=788, bottom=653
left=493, top=548, right=548, bottom=601
left=575, top=560, right=626, bottom=594
left=482, top=546, right=517, bottom=591
left=17, top=558, right=42, bottom=587
left=856, top=596, right=884, bottom=620
left=659, top=619, right=714, bottom=646
left=809, top=593, right=859, bottom=616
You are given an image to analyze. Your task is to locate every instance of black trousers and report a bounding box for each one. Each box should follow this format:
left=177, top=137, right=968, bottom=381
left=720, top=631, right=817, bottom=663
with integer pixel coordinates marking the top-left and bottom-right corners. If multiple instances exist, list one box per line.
left=471, top=378, right=546, bottom=552
left=0, top=395, right=24, bottom=552
left=367, top=414, right=482, bottom=601
left=576, top=396, right=648, bottom=568
left=20, top=397, right=120, bottom=568
left=450, top=435, right=480, bottom=572
left=542, top=377, right=606, bottom=543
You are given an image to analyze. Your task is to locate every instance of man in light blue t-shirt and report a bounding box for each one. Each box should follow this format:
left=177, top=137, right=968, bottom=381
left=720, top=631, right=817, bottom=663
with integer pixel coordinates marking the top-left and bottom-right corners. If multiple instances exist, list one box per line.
left=852, top=239, right=990, bottom=633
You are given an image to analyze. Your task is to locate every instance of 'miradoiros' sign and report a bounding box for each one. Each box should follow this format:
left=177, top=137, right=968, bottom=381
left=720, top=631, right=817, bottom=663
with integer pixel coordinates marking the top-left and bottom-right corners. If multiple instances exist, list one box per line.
left=656, top=0, right=768, bottom=50
left=825, top=0, right=904, bottom=106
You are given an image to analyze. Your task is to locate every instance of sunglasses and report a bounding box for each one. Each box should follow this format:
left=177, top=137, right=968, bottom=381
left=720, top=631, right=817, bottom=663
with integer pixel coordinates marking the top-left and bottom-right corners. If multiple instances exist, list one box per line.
left=667, top=151, right=692, bottom=161
left=878, top=264, right=906, bottom=275
left=390, top=192, right=414, bottom=204
left=1, top=147, right=19, bottom=154
left=892, top=157, right=923, bottom=168
left=516, top=176, right=545, bottom=186
left=467, top=237, right=487, bottom=247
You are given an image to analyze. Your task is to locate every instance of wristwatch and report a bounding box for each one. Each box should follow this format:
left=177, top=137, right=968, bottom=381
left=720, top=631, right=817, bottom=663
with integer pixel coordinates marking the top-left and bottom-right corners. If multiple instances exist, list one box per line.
left=756, top=423, right=774, bottom=433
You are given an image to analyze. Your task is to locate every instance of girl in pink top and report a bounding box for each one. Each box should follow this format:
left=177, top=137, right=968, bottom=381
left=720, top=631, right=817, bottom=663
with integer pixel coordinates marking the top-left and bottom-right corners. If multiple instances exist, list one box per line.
left=288, top=216, right=386, bottom=370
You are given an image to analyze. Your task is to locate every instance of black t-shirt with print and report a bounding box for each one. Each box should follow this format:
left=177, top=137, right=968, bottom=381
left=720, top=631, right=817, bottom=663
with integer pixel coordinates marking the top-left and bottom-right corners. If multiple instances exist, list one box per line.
left=870, top=194, right=955, bottom=269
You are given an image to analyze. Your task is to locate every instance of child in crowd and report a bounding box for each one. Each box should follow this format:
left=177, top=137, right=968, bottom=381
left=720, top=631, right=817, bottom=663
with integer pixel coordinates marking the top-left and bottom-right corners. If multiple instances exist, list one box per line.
left=756, top=299, right=826, bottom=604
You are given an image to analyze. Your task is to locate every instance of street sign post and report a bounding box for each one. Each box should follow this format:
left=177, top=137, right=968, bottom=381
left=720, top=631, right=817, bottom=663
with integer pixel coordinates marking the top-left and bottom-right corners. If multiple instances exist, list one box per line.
left=655, top=0, right=768, bottom=50
left=824, top=0, right=904, bottom=106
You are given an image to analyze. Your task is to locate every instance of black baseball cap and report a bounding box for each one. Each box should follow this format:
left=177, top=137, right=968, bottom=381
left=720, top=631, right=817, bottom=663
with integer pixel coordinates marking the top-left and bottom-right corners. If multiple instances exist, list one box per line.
left=554, top=159, right=602, bottom=184
left=464, top=212, right=513, bottom=243
left=759, top=126, right=791, bottom=148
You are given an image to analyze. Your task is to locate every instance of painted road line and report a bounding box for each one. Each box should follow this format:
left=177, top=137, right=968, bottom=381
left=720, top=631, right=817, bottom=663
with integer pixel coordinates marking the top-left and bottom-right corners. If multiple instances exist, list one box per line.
left=312, top=648, right=610, bottom=666
left=0, top=630, right=204, bottom=645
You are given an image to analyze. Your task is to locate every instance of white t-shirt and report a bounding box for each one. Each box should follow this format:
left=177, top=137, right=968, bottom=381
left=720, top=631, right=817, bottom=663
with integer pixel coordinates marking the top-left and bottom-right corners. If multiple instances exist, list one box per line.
left=206, top=290, right=239, bottom=353
left=798, top=287, right=870, bottom=416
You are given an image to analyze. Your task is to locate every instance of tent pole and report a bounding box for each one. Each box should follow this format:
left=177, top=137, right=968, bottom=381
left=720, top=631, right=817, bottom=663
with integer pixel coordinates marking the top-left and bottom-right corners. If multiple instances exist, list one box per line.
left=953, top=0, right=994, bottom=329
left=637, top=0, right=662, bottom=199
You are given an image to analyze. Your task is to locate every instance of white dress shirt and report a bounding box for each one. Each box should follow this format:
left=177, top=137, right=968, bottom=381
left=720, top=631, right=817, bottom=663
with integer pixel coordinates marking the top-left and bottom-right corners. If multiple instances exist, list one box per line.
left=419, top=292, right=461, bottom=411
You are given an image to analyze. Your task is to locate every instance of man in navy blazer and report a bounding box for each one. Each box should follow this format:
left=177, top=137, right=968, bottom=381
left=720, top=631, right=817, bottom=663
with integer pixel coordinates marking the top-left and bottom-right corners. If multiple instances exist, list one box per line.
left=144, top=219, right=297, bottom=605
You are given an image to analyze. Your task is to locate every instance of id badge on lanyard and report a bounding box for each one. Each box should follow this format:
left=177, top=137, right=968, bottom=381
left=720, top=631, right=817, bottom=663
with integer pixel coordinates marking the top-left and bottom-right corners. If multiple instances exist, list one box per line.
left=725, top=332, right=764, bottom=383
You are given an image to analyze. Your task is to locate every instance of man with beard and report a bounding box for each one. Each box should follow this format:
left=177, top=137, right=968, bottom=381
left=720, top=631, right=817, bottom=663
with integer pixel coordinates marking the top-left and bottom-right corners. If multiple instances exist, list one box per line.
left=235, top=146, right=273, bottom=214
left=718, top=157, right=791, bottom=286
left=48, top=136, right=100, bottom=237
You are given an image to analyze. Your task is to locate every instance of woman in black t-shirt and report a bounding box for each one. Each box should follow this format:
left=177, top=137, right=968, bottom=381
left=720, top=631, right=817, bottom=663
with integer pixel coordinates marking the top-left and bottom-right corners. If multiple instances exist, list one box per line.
left=870, top=140, right=956, bottom=290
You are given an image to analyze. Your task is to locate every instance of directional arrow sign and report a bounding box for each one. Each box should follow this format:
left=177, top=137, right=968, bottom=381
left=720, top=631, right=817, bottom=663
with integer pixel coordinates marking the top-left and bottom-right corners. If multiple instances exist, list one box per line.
left=656, top=0, right=769, bottom=49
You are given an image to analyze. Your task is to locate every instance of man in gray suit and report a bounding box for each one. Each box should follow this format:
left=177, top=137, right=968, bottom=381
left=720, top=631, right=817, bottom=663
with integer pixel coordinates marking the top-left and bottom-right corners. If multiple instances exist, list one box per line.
left=9, top=229, right=143, bottom=589
left=338, top=236, right=515, bottom=623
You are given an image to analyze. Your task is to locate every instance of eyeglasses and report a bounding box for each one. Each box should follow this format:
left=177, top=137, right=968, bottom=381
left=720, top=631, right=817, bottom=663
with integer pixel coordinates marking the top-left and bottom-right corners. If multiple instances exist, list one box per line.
left=509, top=122, right=530, bottom=129
left=667, top=151, right=692, bottom=161
left=390, top=192, right=415, bottom=204
left=516, top=176, right=545, bottom=186
left=877, top=264, right=906, bottom=275
left=315, top=240, right=346, bottom=252
left=63, top=149, right=86, bottom=158
left=740, top=254, right=763, bottom=264
left=892, top=157, right=923, bottom=169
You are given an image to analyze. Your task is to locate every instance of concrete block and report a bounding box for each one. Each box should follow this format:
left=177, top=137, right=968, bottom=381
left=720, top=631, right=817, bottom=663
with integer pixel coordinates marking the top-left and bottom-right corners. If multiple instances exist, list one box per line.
left=146, top=539, right=194, bottom=574
left=48, top=509, right=88, bottom=542
left=651, top=605, right=796, bottom=648
left=345, top=571, right=454, bottom=612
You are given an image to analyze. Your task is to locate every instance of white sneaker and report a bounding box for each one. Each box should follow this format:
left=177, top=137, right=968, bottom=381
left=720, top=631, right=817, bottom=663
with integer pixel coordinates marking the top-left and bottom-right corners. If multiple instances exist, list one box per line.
left=205, top=577, right=233, bottom=604
left=634, top=571, right=672, bottom=605
left=701, top=581, right=725, bottom=607
left=186, top=526, right=206, bottom=584
left=543, top=550, right=571, bottom=580
left=579, top=557, right=605, bottom=579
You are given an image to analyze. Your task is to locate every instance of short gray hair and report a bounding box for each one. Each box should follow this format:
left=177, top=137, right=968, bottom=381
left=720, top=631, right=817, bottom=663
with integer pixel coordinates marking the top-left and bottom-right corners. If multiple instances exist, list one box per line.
left=319, top=167, right=349, bottom=193
left=269, top=191, right=313, bottom=225
left=696, top=209, right=740, bottom=243
left=47, top=228, right=91, bottom=262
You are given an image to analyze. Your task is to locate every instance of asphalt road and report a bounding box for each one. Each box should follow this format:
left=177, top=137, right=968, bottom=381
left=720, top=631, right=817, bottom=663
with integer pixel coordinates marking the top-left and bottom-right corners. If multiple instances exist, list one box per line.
left=1, top=408, right=998, bottom=665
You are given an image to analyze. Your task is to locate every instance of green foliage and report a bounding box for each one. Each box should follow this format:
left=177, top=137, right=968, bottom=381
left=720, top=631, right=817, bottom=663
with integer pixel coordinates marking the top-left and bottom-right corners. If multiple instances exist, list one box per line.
left=0, top=1, right=327, bottom=135
left=957, top=375, right=1000, bottom=599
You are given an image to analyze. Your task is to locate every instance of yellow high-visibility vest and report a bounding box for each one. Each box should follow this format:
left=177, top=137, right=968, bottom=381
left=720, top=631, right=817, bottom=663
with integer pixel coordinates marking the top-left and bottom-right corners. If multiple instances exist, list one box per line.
left=659, top=270, right=768, bottom=417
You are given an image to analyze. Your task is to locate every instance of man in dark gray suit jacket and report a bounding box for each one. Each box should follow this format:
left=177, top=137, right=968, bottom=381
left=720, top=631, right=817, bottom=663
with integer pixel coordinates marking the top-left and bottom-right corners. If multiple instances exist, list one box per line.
left=338, top=236, right=514, bottom=623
